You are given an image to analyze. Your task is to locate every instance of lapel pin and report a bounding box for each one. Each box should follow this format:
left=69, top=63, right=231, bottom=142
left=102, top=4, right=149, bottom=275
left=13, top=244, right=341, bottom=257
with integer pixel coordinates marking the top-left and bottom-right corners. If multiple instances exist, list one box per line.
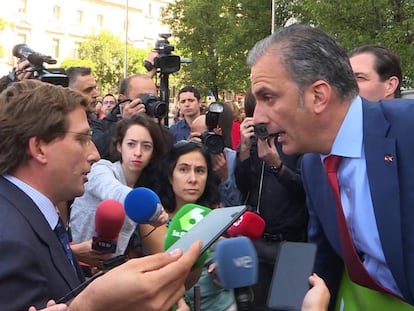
left=384, top=154, right=393, bottom=162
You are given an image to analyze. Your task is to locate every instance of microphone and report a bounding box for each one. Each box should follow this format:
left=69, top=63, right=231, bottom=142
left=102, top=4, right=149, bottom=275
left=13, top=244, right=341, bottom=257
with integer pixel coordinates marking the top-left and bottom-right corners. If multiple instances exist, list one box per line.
left=214, top=236, right=258, bottom=289
left=214, top=236, right=259, bottom=311
left=12, top=43, right=57, bottom=64
left=92, top=199, right=125, bottom=253
left=226, top=211, right=265, bottom=240
left=163, top=203, right=211, bottom=269
left=124, top=187, right=163, bottom=224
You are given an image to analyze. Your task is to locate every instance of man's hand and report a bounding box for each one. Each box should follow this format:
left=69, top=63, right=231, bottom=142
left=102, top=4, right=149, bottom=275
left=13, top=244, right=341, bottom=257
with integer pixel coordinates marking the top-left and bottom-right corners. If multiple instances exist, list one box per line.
left=69, top=241, right=202, bottom=311
left=121, top=98, right=146, bottom=119
left=256, top=135, right=281, bottom=168
left=70, top=240, right=112, bottom=269
left=239, top=117, right=255, bottom=161
left=212, top=153, right=228, bottom=182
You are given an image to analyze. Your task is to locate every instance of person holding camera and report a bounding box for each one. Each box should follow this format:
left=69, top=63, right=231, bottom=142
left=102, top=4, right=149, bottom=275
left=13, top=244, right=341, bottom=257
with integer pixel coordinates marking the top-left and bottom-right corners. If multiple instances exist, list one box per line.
left=169, top=86, right=203, bottom=143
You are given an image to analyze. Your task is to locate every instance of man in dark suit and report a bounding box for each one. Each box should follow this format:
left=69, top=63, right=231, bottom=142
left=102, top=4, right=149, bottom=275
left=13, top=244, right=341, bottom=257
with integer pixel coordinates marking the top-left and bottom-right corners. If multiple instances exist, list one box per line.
left=246, top=24, right=414, bottom=308
left=0, top=79, right=201, bottom=311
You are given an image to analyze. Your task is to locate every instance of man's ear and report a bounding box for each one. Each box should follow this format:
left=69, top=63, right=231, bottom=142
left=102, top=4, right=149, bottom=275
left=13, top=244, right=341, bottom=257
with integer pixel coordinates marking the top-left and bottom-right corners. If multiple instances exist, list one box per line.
left=28, top=137, right=48, bottom=164
left=308, top=80, right=331, bottom=115
left=384, top=76, right=399, bottom=99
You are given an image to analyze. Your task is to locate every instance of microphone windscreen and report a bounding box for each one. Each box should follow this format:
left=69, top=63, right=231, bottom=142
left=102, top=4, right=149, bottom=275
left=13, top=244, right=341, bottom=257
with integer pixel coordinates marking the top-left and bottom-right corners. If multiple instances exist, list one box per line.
left=124, top=187, right=162, bottom=224
left=214, top=236, right=258, bottom=289
left=226, top=211, right=265, bottom=240
left=27, top=53, right=45, bottom=67
left=94, top=199, right=125, bottom=239
left=164, top=203, right=211, bottom=269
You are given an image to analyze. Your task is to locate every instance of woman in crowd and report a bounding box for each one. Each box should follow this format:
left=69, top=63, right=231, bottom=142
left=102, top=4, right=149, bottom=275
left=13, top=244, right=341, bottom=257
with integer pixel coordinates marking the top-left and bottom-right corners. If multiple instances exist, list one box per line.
left=156, top=140, right=236, bottom=311
left=70, top=114, right=167, bottom=264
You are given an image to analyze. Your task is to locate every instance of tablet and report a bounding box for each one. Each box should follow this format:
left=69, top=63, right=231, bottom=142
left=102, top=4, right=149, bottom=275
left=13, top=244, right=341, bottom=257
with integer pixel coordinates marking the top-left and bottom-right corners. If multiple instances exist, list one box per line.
left=166, top=205, right=247, bottom=255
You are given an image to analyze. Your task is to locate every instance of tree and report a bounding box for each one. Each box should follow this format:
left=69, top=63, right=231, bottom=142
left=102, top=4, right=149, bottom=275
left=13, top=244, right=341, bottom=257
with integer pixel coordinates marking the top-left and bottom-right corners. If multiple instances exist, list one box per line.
left=61, top=30, right=149, bottom=94
left=291, top=0, right=414, bottom=88
left=162, top=0, right=272, bottom=99
left=0, top=17, right=7, bottom=58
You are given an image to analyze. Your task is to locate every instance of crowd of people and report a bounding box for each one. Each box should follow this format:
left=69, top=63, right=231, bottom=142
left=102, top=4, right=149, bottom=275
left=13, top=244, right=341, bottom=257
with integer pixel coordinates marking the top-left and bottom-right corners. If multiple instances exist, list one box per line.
left=1, top=22, right=412, bottom=311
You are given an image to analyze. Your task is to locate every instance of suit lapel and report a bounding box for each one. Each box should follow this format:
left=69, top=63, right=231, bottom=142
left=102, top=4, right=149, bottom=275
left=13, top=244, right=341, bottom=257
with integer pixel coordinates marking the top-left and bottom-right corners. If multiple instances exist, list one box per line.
left=362, top=102, right=411, bottom=302
left=0, top=177, right=81, bottom=288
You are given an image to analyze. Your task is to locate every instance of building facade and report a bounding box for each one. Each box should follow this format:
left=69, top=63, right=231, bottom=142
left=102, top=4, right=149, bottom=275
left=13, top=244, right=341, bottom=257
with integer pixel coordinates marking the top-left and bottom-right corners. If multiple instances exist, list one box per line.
left=0, top=0, right=174, bottom=74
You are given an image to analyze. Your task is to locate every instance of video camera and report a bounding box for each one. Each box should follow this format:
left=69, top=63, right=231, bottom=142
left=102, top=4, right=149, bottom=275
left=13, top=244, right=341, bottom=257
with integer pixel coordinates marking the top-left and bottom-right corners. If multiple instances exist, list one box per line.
left=140, top=93, right=167, bottom=118
left=153, top=34, right=181, bottom=74
left=200, top=102, right=225, bottom=154
left=12, top=44, right=68, bottom=87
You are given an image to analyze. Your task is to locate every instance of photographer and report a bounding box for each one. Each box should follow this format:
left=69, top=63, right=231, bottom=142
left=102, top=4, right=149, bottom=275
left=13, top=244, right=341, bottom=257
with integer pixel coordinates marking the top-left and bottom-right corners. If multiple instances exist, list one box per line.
left=0, top=59, right=39, bottom=92
left=189, top=102, right=242, bottom=207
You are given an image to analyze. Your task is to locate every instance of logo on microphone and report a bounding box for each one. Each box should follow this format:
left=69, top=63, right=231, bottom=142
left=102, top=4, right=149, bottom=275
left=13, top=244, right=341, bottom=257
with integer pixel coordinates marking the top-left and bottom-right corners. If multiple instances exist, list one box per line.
left=232, top=215, right=244, bottom=227
left=233, top=256, right=254, bottom=269
left=179, top=207, right=207, bottom=231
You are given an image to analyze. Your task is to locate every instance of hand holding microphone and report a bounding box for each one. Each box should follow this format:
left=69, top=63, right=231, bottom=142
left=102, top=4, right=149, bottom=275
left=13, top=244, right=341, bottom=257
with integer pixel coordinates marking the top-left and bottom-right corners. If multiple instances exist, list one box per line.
left=124, top=187, right=168, bottom=227
left=92, top=199, right=125, bottom=253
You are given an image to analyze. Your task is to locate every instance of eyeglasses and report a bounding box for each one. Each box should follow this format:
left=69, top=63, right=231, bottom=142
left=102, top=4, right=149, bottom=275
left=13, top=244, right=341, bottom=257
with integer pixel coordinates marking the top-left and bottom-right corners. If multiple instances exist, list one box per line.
left=102, top=100, right=116, bottom=105
left=57, top=129, right=94, bottom=146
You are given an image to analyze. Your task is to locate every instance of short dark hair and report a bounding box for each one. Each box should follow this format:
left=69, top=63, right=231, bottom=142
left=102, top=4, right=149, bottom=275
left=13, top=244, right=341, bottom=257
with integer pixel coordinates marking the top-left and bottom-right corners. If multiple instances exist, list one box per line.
left=247, top=24, right=358, bottom=101
left=65, top=67, right=92, bottom=87
left=349, top=45, right=402, bottom=98
left=178, top=86, right=201, bottom=101
left=0, top=80, right=88, bottom=174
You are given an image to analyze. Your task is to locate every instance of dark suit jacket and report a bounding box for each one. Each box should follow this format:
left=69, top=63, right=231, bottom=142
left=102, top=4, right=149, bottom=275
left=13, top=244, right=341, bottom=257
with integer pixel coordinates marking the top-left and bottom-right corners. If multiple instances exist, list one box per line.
left=0, top=176, right=83, bottom=311
left=302, top=98, right=414, bottom=307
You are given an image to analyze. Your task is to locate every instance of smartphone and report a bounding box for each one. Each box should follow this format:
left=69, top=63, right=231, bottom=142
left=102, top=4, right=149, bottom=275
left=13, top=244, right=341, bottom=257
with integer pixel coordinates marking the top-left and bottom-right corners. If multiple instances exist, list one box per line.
left=166, top=205, right=247, bottom=255
left=267, top=242, right=317, bottom=311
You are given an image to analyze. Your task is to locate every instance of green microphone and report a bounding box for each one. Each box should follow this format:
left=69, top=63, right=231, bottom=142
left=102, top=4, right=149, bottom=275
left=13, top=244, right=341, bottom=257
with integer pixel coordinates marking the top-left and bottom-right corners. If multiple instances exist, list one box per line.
left=164, top=203, right=211, bottom=269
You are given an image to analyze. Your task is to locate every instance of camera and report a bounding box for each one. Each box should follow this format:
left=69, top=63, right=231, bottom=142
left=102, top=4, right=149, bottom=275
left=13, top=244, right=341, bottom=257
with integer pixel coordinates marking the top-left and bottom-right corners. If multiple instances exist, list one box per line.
left=200, top=102, right=225, bottom=154
left=153, top=33, right=181, bottom=74
left=12, top=44, right=68, bottom=87
left=140, top=93, right=167, bottom=118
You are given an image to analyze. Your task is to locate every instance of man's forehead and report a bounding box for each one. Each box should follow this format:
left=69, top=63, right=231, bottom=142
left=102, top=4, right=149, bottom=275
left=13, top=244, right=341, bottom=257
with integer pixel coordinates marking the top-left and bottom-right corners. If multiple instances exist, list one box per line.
left=128, top=77, right=156, bottom=97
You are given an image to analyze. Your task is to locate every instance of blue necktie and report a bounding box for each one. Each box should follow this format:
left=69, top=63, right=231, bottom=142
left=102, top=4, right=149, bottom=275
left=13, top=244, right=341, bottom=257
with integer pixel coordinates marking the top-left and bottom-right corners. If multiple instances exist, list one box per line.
left=54, top=216, right=77, bottom=273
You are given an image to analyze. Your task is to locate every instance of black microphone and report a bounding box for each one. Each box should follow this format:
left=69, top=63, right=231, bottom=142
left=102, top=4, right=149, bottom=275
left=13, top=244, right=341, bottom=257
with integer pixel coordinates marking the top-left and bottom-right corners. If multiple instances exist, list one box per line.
left=12, top=43, right=57, bottom=64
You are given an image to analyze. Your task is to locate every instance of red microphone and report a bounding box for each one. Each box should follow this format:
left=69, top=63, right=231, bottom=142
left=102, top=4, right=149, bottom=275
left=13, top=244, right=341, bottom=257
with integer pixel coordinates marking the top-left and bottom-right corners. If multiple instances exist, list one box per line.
left=92, top=199, right=125, bottom=253
left=226, top=211, right=265, bottom=240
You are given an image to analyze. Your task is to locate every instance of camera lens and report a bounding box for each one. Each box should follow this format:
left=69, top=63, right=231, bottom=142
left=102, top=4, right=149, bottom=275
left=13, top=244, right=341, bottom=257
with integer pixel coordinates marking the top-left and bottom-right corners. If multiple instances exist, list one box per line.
left=201, top=132, right=224, bottom=154
left=141, top=93, right=167, bottom=118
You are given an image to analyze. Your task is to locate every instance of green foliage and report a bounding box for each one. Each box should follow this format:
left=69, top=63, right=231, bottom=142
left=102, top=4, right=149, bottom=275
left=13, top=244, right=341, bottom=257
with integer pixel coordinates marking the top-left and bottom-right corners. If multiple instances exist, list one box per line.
left=60, top=30, right=149, bottom=94
left=163, top=0, right=414, bottom=94
left=292, top=0, right=414, bottom=88
left=162, top=0, right=271, bottom=99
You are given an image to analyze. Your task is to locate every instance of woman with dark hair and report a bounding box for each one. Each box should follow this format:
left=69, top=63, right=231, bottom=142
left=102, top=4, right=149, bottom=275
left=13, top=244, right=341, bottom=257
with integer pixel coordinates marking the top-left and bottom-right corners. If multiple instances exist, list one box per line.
left=70, top=114, right=168, bottom=264
left=156, top=140, right=236, bottom=311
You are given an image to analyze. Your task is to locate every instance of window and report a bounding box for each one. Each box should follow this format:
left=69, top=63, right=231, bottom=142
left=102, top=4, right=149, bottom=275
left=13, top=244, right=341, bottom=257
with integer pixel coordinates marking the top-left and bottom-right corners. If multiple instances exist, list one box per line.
left=76, top=10, right=83, bottom=24
left=148, top=3, right=152, bottom=18
left=18, top=0, right=27, bottom=14
left=53, top=5, right=61, bottom=20
left=16, top=33, right=27, bottom=44
left=73, top=41, right=81, bottom=58
left=52, top=38, right=60, bottom=58
left=97, top=14, right=103, bottom=27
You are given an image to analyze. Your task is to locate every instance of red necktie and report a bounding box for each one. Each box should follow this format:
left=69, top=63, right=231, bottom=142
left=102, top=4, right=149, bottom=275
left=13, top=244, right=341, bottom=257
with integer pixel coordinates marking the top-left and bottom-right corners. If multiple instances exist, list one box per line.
left=324, top=155, right=396, bottom=296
